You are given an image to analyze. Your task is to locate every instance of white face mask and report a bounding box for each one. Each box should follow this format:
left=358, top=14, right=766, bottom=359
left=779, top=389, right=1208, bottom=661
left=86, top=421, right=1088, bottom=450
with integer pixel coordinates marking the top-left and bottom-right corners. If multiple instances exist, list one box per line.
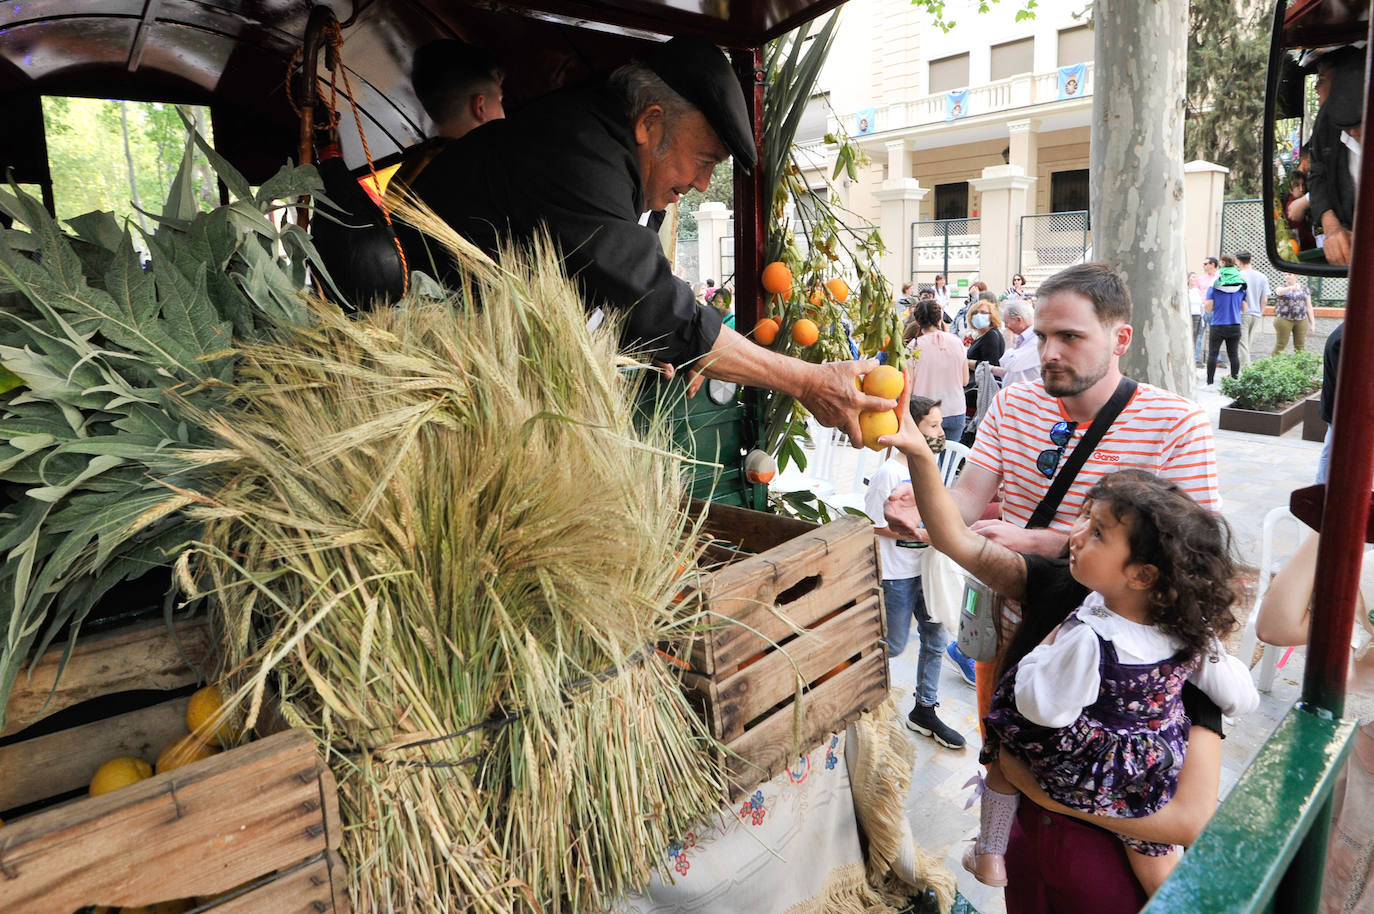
left=971, top=313, right=991, bottom=330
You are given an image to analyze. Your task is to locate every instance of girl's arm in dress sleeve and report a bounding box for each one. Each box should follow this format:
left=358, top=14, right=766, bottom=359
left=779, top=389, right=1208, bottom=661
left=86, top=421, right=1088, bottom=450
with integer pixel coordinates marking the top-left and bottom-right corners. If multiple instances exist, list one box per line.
left=1013, top=619, right=1101, bottom=727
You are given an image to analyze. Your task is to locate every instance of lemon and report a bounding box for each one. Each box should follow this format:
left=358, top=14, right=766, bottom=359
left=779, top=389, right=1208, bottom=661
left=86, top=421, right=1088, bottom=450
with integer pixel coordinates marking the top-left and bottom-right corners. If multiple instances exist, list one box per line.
left=89, top=756, right=153, bottom=796
left=857, top=410, right=898, bottom=451
left=156, top=733, right=221, bottom=774
left=186, top=684, right=236, bottom=746
left=862, top=365, right=904, bottom=399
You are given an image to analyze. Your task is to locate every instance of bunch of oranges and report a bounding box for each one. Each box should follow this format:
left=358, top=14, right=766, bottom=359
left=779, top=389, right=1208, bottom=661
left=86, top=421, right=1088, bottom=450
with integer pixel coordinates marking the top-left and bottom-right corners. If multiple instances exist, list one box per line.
left=752, top=261, right=854, bottom=351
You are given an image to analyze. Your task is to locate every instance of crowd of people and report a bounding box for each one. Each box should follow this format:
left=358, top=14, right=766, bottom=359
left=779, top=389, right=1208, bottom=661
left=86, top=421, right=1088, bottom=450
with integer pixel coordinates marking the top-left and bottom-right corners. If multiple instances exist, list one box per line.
left=1190, top=250, right=1316, bottom=387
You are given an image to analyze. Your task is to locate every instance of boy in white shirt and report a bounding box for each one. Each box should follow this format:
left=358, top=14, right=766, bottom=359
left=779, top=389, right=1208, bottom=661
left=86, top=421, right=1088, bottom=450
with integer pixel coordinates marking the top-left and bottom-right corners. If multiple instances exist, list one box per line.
left=865, top=395, right=966, bottom=750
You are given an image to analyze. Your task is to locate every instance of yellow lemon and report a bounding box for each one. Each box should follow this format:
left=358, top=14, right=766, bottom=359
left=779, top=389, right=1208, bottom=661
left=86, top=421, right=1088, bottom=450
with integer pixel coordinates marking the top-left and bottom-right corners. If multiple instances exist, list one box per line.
left=89, top=756, right=153, bottom=796
left=156, top=733, right=221, bottom=774
left=862, top=365, right=904, bottom=399
left=857, top=410, right=899, bottom=451
left=186, top=684, right=236, bottom=746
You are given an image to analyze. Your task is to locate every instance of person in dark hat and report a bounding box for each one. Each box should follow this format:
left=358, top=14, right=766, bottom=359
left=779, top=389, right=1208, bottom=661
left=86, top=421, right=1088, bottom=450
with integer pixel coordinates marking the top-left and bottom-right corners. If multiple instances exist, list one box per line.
left=1307, top=45, right=1365, bottom=265
left=399, top=36, right=894, bottom=444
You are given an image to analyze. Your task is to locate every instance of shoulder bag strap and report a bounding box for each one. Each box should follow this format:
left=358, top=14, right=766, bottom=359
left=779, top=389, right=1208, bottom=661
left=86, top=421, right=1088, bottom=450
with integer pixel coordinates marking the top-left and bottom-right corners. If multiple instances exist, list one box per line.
left=1025, top=376, right=1139, bottom=529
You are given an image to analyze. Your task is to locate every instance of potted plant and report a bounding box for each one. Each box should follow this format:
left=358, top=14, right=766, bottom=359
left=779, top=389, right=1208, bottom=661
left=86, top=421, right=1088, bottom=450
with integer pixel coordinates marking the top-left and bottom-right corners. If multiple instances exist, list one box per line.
left=1217, top=350, right=1323, bottom=436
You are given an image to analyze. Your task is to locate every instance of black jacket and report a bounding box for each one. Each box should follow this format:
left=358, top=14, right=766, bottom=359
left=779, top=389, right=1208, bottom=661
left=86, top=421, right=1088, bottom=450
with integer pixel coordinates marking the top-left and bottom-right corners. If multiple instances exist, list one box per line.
left=403, top=85, right=722, bottom=368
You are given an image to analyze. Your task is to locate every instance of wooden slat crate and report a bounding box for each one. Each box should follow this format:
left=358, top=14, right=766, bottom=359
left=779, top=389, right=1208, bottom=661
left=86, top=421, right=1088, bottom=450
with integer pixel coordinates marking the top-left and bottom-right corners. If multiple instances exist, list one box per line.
left=0, top=615, right=350, bottom=913
left=680, top=500, right=888, bottom=794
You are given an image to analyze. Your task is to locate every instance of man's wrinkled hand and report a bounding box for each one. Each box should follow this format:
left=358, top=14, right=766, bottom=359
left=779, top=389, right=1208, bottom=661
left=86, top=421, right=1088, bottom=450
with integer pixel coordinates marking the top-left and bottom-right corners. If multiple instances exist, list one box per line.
left=798, top=359, right=898, bottom=448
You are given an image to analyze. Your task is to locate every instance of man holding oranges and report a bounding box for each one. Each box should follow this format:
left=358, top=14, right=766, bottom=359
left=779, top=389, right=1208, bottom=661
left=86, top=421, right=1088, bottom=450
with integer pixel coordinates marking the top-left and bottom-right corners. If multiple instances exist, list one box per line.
left=402, top=37, right=894, bottom=445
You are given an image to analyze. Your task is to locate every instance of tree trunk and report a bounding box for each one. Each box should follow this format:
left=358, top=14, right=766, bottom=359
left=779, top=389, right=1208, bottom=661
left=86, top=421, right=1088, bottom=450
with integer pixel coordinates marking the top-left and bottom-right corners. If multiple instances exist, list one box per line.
left=119, top=102, right=150, bottom=235
left=1091, top=0, right=1191, bottom=394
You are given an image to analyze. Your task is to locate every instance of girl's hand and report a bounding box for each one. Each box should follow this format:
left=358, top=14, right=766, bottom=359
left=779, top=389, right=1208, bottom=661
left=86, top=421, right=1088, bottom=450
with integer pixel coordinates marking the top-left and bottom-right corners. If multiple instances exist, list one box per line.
left=876, top=365, right=936, bottom=465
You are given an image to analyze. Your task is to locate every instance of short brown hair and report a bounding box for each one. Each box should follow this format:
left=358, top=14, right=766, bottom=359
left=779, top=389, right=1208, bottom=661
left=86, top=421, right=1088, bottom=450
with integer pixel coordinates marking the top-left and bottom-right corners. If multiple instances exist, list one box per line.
left=1035, top=262, right=1132, bottom=326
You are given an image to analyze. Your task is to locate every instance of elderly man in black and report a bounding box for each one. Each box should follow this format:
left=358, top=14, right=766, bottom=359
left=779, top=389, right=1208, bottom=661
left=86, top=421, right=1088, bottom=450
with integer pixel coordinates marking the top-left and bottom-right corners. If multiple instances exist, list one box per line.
left=400, top=37, right=892, bottom=444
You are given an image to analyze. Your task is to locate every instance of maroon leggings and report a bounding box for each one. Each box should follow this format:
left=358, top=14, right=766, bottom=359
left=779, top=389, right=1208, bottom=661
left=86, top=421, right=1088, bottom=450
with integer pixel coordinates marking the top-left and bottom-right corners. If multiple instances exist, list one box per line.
left=1005, top=800, right=1147, bottom=914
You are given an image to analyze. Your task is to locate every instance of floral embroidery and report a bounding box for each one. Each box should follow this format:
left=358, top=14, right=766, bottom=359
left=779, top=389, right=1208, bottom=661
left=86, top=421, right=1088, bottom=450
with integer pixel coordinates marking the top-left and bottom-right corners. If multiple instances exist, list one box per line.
left=786, top=753, right=811, bottom=785
left=824, top=734, right=840, bottom=770
left=667, top=832, right=696, bottom=876
left=739, top=789, right=767, bottom=826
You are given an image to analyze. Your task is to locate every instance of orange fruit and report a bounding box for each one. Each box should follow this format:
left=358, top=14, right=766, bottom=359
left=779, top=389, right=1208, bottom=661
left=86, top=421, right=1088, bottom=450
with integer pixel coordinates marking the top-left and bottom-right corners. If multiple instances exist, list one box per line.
left=862, top=364, right=903, bottom=399
left=791, top=318, right=820, bottom=346
left=754, top=317, right=780, bottom=345
left=156, top=734, right=221, bottom=774
left=810, top=288, right=825, bottom=307
left=90, top=756, right=153, bottom=796
left=826, top=277, right=850, bottom=303
left=761, top=261, right=793, bottom=296
left=857, top=410, right=898, bottom=451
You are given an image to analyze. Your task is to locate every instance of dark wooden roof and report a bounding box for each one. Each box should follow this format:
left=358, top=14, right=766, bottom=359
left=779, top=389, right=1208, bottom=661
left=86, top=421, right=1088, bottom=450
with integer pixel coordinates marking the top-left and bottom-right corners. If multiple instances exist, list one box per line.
left=0, top=0, right=845, bottom=177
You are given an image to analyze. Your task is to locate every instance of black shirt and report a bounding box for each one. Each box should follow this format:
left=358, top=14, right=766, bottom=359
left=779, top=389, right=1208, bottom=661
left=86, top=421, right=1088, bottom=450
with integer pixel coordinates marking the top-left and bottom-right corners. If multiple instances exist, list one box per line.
left=403, top=85, right=723, bottom=368
left=1322, top=322, right=1343, bottom=424
left=1008, top=554, right=1224, bottom=736
left=966, top=329, right=1004, bottom=368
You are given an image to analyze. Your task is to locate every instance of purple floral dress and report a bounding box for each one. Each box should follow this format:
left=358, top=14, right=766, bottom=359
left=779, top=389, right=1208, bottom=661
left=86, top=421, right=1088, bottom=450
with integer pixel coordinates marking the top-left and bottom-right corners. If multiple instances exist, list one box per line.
left=980, top=614, right=1199, bottom=856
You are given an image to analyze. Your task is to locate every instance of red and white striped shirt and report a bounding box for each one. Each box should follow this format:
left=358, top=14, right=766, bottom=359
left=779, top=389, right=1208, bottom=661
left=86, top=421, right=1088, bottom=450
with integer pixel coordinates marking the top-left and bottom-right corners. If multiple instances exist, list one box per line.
left=968, top=379, right=1220, bottom=533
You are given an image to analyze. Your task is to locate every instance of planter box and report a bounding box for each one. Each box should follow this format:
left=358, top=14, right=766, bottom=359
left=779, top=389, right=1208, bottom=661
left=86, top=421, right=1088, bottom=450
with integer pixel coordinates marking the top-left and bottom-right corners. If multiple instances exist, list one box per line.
left=1218, top=397, right=1306, bottom=436
left=0, top=615, right=349, bottom=914
left=676, top=500, right=887, bottom=797
left=1303, top=394, right=1328, bottom=442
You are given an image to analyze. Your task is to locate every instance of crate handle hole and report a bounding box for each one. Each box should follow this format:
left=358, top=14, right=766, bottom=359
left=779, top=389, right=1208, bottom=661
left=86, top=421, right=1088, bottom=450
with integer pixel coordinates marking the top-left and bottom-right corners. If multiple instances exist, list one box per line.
left=776, top=574, right=820, bottom=606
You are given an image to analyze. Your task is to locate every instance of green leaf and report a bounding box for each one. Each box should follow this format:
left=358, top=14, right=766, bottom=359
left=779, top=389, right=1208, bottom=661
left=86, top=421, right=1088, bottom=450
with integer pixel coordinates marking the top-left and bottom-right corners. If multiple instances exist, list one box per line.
left=0, top=364, right=22, bottom=395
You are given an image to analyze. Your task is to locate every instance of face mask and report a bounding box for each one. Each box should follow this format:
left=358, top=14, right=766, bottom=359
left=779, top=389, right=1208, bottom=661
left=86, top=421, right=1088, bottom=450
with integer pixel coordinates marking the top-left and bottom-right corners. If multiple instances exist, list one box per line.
left=971, top=313, right=990, bottom=330
left=924, top=433, right=947, bottom=454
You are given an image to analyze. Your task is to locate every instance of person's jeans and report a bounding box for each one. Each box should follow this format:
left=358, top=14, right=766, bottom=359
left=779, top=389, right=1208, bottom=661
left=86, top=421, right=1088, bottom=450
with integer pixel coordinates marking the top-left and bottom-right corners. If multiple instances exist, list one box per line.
left=1239, top=311, right=1260, bottom=367
left=1207, top=323, right=1242, bottom=384
left=881, top=576, right=948, bottom=706
left=1273, top=316, right=1309, bottom=353
left=1317, top=423, right=1334, bottom=484
left=1191, top=314, right=1205, bottom=363
left=1195, top=310, right=1212, bottom=364
left=941, top=413, right=966, bottom=446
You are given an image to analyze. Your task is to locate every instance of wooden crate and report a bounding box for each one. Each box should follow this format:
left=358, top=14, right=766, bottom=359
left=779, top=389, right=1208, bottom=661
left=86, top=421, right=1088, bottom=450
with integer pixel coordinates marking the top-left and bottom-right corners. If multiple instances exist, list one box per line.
left=0, top=615, right=350, bottom=913
left=680, top=500, right=888, bottom=794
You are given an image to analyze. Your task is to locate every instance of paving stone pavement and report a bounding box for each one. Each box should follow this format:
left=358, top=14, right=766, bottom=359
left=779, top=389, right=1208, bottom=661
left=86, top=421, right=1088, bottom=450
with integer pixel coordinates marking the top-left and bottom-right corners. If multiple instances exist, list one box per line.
left=822, top=354, right=1326, bottom=913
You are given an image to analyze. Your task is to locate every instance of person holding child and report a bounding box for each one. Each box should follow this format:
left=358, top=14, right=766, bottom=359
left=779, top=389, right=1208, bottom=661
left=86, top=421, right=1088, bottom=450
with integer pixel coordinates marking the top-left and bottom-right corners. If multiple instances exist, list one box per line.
left=878, top=373, right=1245, bottom=912
left=864, top=395, right=966, bottom=750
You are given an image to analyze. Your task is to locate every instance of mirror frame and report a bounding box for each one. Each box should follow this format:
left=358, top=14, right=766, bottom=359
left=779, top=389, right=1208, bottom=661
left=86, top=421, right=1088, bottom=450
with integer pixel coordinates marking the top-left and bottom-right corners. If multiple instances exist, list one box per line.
left=1263, top=0, right=1362, bottom=278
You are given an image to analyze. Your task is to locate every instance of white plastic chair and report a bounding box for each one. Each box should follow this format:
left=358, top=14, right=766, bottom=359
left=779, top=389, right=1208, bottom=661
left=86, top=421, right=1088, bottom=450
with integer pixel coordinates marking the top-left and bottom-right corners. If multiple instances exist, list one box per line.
left=821, top=443, right=890, bottom=516
left=938, top=441, right=970, bottom=488
left=1238, top=507, right=1310, bottom=692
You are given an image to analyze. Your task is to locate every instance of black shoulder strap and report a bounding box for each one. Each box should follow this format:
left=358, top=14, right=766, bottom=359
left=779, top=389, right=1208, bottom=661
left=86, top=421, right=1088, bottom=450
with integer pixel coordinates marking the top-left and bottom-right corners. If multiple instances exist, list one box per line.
left=1026, top=376, right=1139, bottom=530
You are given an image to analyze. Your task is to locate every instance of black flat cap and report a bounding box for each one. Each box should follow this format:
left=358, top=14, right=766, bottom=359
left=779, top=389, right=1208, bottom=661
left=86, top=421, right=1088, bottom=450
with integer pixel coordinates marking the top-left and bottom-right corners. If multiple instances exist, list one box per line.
left=645, top=37, right=757, bottom=171
left=1324, top=46, right=1367, bottom=131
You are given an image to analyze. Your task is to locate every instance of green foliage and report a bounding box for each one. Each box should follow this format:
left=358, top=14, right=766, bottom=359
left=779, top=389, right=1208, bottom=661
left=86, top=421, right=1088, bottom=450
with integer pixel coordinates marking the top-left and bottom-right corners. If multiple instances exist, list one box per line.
left=0, top=129, right=333, bottom=728
left=1185, top=0, right=1268, bottom=198
left=909, top=0, right=1038, bottom=31
left=755, top=15, right=901, bottom=487
left=1219, top=350, right=1322, bottom=411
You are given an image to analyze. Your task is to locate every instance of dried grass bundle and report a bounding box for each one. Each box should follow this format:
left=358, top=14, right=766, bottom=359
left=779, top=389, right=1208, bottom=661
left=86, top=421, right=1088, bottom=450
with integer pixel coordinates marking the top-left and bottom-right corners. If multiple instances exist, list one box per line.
left=179, top=225, right=724, bottom=912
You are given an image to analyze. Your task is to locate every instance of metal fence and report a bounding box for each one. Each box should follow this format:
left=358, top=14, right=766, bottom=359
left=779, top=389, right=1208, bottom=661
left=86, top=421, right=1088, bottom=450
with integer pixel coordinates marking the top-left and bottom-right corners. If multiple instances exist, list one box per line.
left=910, top=218, right=980, bottom=286
left=1018, top=210, right=1090, bottom=277
left=1218, top=198, right=1348, bottom=307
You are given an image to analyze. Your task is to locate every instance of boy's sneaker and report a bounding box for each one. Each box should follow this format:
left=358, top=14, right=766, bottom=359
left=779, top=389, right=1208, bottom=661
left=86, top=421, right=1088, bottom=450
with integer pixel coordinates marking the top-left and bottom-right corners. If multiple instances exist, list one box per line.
left=906, top=702, right=966, bottom=749
left=946, top=642, right=977, bottom=687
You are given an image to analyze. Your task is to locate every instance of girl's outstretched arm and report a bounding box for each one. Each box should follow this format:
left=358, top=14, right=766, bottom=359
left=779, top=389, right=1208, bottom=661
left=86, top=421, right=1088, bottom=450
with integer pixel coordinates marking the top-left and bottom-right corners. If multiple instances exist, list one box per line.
left=877, top=368, right=1029, bottom=602
left=1255, top=533, right=1319, bottom=647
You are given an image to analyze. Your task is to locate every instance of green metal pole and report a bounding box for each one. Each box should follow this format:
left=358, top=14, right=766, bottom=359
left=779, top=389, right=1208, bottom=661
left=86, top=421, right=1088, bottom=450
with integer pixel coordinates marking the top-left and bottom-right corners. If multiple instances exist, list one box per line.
left=1274, top=793, right=1335, bottom=914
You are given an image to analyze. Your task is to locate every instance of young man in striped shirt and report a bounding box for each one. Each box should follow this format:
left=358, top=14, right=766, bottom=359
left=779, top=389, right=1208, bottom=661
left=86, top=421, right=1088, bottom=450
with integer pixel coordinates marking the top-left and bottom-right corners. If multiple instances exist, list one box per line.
left=886, top=262, right=1219, bottom=559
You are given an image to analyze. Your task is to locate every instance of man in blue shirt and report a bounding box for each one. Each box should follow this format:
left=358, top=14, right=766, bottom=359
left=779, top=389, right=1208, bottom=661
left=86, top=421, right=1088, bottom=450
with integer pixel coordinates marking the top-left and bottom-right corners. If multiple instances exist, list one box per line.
left=1204, top=254, right=1247, bottom=386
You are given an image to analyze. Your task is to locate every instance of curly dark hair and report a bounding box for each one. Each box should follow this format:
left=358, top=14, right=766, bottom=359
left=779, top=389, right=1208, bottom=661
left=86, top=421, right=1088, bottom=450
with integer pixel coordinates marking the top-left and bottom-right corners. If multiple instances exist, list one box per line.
left=1085, top=469, right=1239, bottom=661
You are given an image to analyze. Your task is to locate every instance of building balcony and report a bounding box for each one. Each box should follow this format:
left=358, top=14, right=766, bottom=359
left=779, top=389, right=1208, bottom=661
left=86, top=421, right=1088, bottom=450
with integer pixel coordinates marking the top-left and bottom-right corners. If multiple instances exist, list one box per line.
left=835, top=62, right=1094, bottom=144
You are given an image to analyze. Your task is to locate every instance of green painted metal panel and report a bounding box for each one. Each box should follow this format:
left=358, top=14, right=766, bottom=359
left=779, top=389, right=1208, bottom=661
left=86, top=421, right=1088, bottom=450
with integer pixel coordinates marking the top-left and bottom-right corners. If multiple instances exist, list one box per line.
left=1143, top=705, right=1356, bottom=913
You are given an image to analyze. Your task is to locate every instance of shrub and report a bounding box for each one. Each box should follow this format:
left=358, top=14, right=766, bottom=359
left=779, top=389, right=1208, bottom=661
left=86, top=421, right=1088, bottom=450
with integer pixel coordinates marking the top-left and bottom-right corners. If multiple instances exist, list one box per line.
left=1220, top=350, right=1322, bottom=411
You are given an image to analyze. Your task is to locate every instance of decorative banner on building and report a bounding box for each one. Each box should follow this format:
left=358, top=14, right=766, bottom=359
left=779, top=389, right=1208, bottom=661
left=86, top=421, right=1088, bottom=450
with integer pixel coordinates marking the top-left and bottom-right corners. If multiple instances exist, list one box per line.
left=855, top=107, right=876, bottom=135
left=1057, top=63, right=1086, bottom=99
left=945, top=89, right=969, bottom=121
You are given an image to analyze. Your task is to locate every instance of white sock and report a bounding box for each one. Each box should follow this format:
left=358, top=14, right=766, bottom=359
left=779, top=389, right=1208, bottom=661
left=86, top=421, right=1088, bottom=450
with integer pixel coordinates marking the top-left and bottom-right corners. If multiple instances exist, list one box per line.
left=975, top=787, right=1020, bottom=855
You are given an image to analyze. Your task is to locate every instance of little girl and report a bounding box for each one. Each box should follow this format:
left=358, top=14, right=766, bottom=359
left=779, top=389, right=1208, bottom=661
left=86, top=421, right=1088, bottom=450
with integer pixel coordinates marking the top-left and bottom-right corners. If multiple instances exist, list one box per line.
left=958, top=469, right=1260, bottom=896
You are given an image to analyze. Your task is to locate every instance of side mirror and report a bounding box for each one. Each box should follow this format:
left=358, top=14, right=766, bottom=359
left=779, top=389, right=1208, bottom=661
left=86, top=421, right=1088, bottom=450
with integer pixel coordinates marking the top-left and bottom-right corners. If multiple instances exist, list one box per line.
left=1262, top=0, right=1370, bottom=277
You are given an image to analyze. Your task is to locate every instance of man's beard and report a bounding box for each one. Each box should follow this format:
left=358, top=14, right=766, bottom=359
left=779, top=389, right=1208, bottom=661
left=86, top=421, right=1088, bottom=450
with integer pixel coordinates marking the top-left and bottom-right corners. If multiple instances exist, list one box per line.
left=1042, top=353, right=1110, bottom=397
